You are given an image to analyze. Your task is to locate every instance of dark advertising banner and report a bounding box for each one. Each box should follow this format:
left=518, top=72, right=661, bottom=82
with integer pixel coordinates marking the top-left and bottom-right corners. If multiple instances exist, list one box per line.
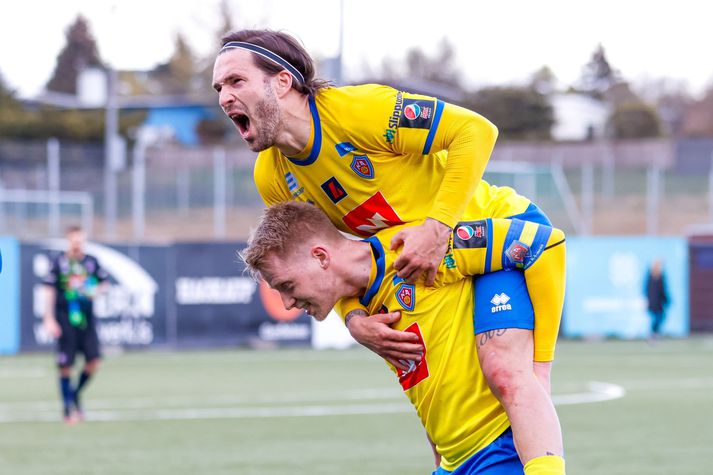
left=173, top=242, right=311, bottom=347
left=18, top=240, right=311, bottom=352
left=19, top=241, right=169, bottom=352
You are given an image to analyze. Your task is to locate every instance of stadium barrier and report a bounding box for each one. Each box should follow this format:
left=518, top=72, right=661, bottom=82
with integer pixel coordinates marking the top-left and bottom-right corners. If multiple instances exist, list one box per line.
left=1, top=235, right=699, bottom=355
left=563, top=236, right=689, bottom=339
left=0, top=236, right=20, bottom=354
left=15, top=240, right=313, bottom=354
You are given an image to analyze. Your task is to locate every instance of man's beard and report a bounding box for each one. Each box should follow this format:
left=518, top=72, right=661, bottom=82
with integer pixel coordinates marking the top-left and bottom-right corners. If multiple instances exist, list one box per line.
left=247, top=82, right=282, bottom=152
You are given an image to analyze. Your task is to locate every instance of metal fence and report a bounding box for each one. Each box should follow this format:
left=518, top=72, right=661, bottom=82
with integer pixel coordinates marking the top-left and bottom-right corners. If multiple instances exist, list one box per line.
left=2, top=138, right=713, bottom=241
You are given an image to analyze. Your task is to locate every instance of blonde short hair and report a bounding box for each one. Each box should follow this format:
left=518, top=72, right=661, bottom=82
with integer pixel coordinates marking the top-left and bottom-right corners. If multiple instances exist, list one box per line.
left=239, top=201, right=342, bottom=280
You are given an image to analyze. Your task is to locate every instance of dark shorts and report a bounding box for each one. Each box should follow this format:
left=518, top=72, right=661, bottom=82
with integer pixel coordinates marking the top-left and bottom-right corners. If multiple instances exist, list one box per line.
left=57, top=316, right=101, bottom=367
left=473, top=203, right=552, bottom=335
left=433, top=428, right=523, bottom=475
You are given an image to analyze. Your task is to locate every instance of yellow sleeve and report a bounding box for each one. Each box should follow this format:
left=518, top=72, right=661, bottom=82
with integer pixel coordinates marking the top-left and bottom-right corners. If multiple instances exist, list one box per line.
left=327, top=85, right=498, bottom=228
left=254, top=151, right=291, bottom=206
left=420, top=105, right=498, bottom=228
left=333, top=297, right=368, bottom=324
left=438, top=218, right=567, bottom=362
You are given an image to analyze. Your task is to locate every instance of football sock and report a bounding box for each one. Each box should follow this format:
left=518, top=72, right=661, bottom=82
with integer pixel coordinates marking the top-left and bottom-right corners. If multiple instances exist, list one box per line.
left=523, top=455, right=566, bottom=475
left=60, top=376, right=73, bottom=417
left=73, top=370, right=92, bottom=411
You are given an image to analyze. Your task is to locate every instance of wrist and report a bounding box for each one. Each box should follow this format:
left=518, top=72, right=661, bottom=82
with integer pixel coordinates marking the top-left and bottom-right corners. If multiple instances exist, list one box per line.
left=425, top=217, right=452, bottom=233
left=344, top=309, right=367, bottom=330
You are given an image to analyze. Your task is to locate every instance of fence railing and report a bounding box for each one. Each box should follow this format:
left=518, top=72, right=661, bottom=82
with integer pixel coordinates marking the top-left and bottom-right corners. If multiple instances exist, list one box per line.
left=2, top=138, right=713, bottom=241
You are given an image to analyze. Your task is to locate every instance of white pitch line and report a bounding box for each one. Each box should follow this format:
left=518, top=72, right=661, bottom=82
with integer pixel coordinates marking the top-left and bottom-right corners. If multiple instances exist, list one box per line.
left=0, top=381, right=626, bottom=424
left=552, top=381, right=625, bottom=405
left=0, top=368, right=48, bottom=378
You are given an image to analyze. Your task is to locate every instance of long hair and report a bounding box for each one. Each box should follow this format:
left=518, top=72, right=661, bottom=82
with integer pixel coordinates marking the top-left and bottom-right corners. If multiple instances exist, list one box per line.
left=221, top=29, right=331, bottom=96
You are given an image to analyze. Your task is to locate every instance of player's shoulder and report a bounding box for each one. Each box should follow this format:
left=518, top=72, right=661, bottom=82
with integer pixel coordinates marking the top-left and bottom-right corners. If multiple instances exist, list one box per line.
left=315, top=84, right=400, bottom=111
left=254, top=148, right=284, bottom=186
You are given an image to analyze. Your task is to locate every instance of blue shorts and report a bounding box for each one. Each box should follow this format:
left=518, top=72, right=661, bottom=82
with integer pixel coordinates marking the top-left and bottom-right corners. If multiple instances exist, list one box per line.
left=432, top=428, right=523, bottom=475
left=473, top=203, right=551, bottom=334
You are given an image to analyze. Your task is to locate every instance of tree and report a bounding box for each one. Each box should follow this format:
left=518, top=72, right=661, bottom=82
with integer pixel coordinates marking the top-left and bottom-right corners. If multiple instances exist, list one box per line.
left=529, top=66, right=557, bottom=95
left=379, top=38, right=463, bottom=90
left=578, top=44, right=619, bottom=98
left=46, top=15, right=104, bottom=94
left=216, top=0, right=236, bottom=45
left=0, top=70, right=20, bottom=111
left=607, top=102, right=663, bottom=139
left=463, top=87, right=554, bottom=140
left=681, top=87, right=713, bottom=137
left=154, top=33, right=198, bottom=95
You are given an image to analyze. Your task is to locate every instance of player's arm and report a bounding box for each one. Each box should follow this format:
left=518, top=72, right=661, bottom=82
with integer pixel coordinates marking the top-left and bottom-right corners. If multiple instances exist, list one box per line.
left=443, top=218, right=567, bottom=362
left=41, top=258, right=61, bottom=338
left=389, top=95, right=498, bottom=285
left=335, top=298, right=423, bottom=371
left=92, top=256, right=111, bottom=296
left=427, top=433, right=441, bottom=468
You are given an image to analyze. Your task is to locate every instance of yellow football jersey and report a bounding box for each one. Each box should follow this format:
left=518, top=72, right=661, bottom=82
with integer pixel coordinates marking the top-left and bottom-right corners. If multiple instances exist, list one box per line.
left=254, top=84, right=531, bottom=237
left=352, top=224, right=511, bottom=471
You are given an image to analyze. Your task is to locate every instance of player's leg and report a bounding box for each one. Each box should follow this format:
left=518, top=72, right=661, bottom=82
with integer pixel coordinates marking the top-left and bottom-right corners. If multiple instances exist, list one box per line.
left=56, top=323, right=78, bottom=423
left=73, top=324, right=102, bottom=420
left=473, top=270, right=564, bottom=467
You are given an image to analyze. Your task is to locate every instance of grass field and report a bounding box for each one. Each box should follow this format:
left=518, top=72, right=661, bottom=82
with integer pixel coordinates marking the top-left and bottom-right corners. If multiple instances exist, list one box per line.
left=1, top=337, right=712, bottom=474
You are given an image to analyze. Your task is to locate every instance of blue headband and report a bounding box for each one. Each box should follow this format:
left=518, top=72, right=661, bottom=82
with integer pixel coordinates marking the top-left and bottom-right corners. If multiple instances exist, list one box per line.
left=220, top=41, right=305, bottom=85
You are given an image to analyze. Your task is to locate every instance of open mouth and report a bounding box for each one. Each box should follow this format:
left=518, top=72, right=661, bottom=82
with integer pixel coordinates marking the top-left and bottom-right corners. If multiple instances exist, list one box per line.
left=229, top=112, right=251, bottom=138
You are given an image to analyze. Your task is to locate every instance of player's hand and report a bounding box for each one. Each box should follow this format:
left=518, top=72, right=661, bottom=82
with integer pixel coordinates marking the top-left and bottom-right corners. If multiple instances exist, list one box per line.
left=391, top=218, right=451, bottom=286
left=346, top=311, right=424, bottom=371
left=44, top=317, right=62, bottom=339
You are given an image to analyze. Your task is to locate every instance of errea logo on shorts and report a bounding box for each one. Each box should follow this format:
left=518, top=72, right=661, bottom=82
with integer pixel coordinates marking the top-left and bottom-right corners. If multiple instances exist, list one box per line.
left=490, top=293, right=512, bottom=313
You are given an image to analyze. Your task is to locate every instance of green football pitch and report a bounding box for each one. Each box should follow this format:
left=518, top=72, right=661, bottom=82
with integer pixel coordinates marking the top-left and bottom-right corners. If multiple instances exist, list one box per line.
left=1, top=337, right=712, bottom=474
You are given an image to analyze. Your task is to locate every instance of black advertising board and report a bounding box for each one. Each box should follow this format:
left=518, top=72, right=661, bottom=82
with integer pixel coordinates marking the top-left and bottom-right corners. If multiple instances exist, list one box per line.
left=18, top=240, right=311, bottom=352
left=172, top=242, right=312, bottom=347
left=19, top=241, right=169, bottom=351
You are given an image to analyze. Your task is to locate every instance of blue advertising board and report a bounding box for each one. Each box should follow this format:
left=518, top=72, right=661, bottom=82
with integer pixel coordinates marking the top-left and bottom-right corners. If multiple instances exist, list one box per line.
left=0, top=237, right=20, bottom=354
left=564, top=236, right=688, bottom=339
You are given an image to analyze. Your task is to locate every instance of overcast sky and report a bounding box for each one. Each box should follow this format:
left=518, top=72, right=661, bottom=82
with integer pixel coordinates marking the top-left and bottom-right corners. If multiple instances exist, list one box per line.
left=1, top=0, right=712, bottom=98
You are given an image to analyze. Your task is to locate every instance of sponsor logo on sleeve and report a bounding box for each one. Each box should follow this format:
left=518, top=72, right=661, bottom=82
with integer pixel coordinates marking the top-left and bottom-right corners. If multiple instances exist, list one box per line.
left=383, top=91, right=404, bottom=144
left=453, top=220, right=488, bottom=249
left=398, top=99, right=434, bottom=129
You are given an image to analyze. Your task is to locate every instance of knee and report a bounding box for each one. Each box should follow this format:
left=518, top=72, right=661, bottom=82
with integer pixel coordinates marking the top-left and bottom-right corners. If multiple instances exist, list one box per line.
left=85, top=359, right=101, bottom=374
left=480, top=357, right=522, bottom=403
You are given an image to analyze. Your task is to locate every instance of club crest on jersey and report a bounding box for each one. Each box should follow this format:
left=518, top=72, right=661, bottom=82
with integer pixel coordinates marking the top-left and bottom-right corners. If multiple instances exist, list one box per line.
left=505, top=240, right=530, bottom=268
left=335, top=142, right=357, bottom=157
left=350, top=154, right=374, bottom=179
left=320, top=177, right=348, bottom=204
left=395, top=283, right=415, bottom=312
left=399, top=99, right=434, bottom=129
